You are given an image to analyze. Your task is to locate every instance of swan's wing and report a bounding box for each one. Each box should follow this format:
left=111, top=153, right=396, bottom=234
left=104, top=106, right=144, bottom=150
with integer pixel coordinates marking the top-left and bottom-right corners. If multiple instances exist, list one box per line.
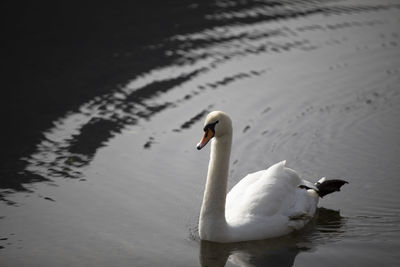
left=226, top=161, right=303, bottom=224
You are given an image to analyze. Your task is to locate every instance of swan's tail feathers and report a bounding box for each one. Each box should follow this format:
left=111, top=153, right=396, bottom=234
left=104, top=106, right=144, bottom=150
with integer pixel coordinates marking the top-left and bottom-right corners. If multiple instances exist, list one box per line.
left=315, top=178, right=348, bottom=198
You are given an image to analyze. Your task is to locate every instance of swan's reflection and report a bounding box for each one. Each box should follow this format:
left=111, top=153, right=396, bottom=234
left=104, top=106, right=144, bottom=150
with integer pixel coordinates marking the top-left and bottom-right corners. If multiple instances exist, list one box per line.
left=200, top=208, right=345, bottom=267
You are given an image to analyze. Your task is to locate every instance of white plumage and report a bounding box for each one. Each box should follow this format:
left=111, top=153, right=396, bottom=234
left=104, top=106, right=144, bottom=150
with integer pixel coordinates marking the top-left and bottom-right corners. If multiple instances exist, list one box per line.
left=196, top=111, right=346, bottom=243
left=225, top=161, right=318, bottom=241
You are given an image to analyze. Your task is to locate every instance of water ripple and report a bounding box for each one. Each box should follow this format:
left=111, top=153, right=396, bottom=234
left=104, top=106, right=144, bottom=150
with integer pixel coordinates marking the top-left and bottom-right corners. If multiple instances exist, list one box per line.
left=1, top=1, right=399, bottom=206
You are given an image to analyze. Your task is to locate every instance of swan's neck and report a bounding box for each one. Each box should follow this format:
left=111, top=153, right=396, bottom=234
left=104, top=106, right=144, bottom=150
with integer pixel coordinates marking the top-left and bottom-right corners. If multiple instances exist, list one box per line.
left=199, top=134, right=232, bottom=241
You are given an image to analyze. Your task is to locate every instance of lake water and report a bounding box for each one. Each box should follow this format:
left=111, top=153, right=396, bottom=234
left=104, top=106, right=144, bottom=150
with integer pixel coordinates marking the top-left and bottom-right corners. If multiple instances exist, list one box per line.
left=1, top=1, right=400, bottom=266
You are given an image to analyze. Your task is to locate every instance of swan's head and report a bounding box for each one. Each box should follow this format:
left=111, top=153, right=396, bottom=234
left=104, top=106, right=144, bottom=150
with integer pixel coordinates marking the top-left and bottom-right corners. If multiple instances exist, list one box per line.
left=197, top=111, right=232, bottom=150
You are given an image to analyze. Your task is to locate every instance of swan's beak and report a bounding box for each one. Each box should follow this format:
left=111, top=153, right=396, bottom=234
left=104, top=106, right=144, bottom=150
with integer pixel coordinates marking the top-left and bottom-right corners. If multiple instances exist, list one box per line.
left=197, top=128, right=214, bottom=150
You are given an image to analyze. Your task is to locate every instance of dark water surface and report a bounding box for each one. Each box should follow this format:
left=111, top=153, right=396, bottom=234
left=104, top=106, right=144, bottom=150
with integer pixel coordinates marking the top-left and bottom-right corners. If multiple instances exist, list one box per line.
left=2, top=1, right=400, bottom=266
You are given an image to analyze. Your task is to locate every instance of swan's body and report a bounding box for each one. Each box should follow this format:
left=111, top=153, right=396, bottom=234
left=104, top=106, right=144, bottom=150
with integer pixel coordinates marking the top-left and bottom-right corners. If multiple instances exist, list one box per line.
left=197, top=111, right=347, bottom=243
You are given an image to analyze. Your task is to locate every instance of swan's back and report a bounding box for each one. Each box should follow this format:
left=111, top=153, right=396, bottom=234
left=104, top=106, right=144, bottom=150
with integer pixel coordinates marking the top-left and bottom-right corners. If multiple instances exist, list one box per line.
left=225, top=161, right=316, bottom=240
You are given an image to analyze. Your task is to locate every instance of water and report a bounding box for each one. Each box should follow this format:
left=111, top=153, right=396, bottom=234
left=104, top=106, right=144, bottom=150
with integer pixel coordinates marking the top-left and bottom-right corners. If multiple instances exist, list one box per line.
left=1, top=1, right=400, bottom=266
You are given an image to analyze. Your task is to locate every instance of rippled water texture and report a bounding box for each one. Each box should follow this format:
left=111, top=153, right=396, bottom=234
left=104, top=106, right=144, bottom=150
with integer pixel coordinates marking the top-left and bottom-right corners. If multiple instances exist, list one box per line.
left=1, top=1, right=400, bottom=266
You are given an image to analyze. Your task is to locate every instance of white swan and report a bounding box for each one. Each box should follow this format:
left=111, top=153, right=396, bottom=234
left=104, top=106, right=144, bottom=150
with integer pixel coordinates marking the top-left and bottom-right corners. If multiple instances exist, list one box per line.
left=196, top=111, right=347, bottom=243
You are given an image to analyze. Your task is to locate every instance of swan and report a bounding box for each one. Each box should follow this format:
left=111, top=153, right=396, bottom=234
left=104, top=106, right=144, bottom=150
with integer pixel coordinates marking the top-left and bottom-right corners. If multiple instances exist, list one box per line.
left=196, top=111, right=347, bottom=243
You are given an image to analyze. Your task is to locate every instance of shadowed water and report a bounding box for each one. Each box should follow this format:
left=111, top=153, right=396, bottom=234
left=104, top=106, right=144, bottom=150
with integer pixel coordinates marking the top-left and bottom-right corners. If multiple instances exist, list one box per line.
left=1, top=0, right=400, bottom=266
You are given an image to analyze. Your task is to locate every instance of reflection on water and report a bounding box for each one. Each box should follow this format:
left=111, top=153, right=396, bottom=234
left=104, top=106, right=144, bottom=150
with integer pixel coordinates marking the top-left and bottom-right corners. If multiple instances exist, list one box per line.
left=201, top=237, right=301, bottom=267
left=200, top=208, right=345, bottom=267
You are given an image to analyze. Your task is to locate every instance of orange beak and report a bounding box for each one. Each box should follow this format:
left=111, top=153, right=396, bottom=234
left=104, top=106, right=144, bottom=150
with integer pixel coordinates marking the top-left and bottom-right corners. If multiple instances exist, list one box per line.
left=197, top=128, right=214, bottom=150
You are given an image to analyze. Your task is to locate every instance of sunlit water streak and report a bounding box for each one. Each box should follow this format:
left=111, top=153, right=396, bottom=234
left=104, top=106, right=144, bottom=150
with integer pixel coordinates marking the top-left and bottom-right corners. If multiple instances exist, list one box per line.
left=16, top=2, right=400, bottom=183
